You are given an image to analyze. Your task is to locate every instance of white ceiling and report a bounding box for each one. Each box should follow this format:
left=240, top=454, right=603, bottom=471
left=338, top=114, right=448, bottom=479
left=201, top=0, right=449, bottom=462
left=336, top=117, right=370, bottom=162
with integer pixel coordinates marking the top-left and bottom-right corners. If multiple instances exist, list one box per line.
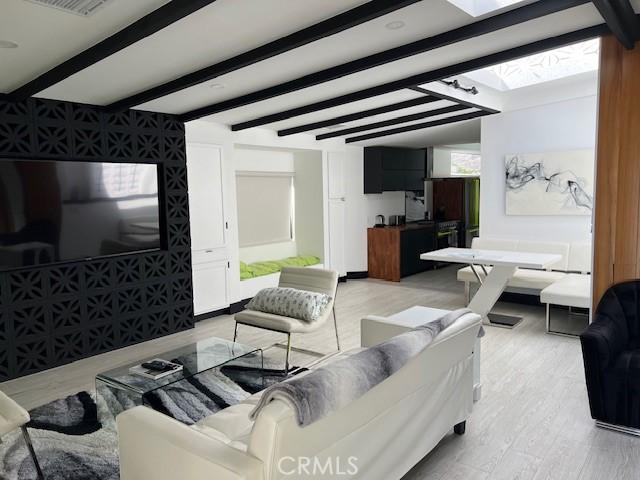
left=1, top=0, right=639, bottom=147
left=0, top=0, right=170, bottom=92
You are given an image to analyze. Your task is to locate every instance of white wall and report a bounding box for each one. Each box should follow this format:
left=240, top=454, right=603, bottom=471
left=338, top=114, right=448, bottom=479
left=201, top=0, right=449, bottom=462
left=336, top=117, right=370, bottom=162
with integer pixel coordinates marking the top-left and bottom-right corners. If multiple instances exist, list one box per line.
left=480, top=95, right=597, bottom=242
left=234, top=146, right=295, bottom=173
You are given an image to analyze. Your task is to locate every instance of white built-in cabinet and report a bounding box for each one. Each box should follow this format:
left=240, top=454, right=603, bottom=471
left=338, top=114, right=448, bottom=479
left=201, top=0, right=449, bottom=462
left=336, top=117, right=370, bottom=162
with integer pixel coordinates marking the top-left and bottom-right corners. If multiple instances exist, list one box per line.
left=186, top=143, right=230, bottom=315
left=327, top=152, right=346, bottom=277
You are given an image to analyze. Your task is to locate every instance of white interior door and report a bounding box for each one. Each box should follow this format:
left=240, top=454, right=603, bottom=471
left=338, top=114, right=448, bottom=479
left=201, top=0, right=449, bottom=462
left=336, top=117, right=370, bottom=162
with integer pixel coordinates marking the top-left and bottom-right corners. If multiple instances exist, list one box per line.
left=328, top=199, right=346, bottom=276
left=186, top=144, right=225, bottom=251
left=327, top=152, right=346, bottom=200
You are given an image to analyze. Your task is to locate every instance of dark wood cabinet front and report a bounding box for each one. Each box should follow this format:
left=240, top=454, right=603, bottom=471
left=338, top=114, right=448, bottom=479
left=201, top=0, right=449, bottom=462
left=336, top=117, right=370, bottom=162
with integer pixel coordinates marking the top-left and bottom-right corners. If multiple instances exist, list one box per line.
left=433, top=179, right=464, bottom=221
left=368, top=224, right=435, bottom=281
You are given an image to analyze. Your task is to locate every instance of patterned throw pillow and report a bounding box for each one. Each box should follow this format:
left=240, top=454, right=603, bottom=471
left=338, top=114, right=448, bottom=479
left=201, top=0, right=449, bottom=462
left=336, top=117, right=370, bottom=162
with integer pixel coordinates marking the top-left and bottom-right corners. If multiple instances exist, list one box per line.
left=246, top=287, right=332, bottom=322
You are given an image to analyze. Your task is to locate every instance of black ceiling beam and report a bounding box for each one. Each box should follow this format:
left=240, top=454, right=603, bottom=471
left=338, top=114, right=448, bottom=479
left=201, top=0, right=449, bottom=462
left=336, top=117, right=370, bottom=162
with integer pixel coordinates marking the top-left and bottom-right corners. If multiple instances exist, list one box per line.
left=225, top=24, right=608, bottom=130
left=410, top=86, right=500, bottom=113
left=616, top=1, right=640, bottom=40
left=316, top=104, right=472, bottom=140
left=104, top=0, right=422, bottom=112
left=179, top=0, right=591, bottom=122
left=9, top=0, right=221, bottom=101
left=592, top=0, right=638, bottom=48
left=277, top=94, right=441, bottom=136
left=345, top=110, right=492, bottom=143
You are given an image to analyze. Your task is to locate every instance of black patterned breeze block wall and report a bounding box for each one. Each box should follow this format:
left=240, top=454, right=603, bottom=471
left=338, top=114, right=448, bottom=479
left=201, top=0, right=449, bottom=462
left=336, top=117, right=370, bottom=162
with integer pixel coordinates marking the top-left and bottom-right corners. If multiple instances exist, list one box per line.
left=0, top=97, right=193, bottom=381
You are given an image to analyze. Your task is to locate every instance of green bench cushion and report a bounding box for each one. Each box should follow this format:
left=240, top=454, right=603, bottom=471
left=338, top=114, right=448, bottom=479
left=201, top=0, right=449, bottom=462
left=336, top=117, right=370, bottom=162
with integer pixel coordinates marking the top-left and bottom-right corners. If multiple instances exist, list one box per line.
left=240, top=256, right=321, bottom=280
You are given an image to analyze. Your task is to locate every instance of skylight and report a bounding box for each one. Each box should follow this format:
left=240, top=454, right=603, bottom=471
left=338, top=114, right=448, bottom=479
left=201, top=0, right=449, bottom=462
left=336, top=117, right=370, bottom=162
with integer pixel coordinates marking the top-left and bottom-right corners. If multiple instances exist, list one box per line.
left=462, top=39, right=600, bottom=91
left=446, top=0, right=525, bottom=17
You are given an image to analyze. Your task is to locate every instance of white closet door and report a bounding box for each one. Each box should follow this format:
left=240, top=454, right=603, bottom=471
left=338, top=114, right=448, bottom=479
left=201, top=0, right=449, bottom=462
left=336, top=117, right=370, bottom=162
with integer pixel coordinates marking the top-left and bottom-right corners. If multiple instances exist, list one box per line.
left=186, top=144, right=225, bottom=251
left=327, top=152, right=346, bottom=200
left=328, top=199, right=346, bottom=276
left=192, top=261, right=228, bottom=315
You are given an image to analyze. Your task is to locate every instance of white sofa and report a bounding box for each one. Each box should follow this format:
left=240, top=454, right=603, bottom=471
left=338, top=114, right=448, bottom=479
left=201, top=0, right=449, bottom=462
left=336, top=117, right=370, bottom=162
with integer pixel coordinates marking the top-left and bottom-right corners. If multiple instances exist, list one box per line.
left=117, top=311, right=482, bottom=480
left=457, top=237, right=592, bottom=331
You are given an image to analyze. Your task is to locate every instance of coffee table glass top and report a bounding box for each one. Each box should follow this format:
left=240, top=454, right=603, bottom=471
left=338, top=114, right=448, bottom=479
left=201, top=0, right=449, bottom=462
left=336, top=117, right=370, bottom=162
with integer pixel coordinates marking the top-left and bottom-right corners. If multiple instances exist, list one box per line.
left=96, top=337, right=261, bottom=395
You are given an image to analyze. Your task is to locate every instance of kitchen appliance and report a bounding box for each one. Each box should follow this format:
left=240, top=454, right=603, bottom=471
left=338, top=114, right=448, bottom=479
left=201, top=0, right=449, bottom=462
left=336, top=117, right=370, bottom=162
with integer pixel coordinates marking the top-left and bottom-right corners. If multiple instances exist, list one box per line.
left=374, top=215, right=385, bottom=227
left=426, top=177, right=479, bottom=247
left=436, top=220, right=460, bottom=249
left=388, top=215, right=406, bottom=226
left=465, top=177, right=480, bottom=246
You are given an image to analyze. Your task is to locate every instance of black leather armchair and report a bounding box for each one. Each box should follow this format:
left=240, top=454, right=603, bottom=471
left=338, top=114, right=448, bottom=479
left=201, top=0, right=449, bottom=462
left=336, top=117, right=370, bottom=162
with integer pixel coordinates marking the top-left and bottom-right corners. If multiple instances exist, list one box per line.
left=580, top=280, right=640, bottom=431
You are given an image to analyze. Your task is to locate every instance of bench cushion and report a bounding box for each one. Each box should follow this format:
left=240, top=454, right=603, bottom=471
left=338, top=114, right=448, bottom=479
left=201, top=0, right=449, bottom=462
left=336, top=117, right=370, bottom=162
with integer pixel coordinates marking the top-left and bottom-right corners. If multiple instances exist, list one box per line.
left=540, top=274, right=591, bottom=308
left=457, top=266, right=566, bottom=290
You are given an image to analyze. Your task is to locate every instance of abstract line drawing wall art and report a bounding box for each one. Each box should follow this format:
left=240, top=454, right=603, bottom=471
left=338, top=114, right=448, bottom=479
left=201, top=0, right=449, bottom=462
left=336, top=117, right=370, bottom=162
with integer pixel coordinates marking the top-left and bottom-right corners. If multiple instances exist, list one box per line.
left=505, top=150, right=594, bottom=216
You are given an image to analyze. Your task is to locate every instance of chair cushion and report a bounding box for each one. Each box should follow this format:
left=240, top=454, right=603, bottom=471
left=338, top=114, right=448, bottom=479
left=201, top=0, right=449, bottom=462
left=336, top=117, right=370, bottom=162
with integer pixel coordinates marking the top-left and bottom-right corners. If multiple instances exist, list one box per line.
left=235, top=309, right=324, bottom=333
left=246, top=287, right=331, bottom=323
left=540, top=274, right=591, bottom=308
left=0, top=391, right=30, bottom=437
left=457, top=266, right=566, bottom=290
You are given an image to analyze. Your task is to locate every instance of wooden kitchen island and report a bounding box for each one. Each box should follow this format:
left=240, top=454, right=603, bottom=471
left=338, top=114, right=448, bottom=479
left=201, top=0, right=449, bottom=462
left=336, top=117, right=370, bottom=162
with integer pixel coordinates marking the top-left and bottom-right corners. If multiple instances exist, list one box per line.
left=367, top=223, right=436, bottom=281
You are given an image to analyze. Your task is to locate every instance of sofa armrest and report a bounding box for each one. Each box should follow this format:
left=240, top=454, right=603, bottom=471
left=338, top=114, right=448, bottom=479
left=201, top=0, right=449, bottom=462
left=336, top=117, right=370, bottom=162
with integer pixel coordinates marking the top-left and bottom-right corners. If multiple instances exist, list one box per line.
left=117, top=406, right=264, bottom=480
left=580, top=318, right=622, bottom=421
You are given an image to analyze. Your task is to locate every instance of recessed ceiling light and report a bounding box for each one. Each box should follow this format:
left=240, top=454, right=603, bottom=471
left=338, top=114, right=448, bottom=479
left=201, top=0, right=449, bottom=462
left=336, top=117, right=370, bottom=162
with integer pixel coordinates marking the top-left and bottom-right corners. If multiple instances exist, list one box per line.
left=0, top=40, right=18, bottom=49
left=385, top=20, right=405, bottom=30
left=209, top=82, right=226, bottom=89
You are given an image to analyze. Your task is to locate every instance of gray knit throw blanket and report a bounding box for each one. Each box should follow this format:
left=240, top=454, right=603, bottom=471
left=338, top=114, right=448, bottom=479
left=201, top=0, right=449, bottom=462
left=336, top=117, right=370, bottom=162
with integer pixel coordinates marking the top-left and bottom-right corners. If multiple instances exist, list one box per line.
left=250, top=308, right=480, bottom=427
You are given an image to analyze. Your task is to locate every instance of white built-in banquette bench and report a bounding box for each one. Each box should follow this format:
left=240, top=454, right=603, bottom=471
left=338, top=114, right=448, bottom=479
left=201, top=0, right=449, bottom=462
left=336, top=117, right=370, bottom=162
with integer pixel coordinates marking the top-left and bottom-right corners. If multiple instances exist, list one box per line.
left=457, top=237, right=592, bottom=333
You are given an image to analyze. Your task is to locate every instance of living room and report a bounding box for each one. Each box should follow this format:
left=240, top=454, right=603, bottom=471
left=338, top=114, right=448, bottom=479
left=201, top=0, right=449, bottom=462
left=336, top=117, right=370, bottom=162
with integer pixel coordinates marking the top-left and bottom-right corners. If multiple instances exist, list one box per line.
left=1, top=1, right=640, bottom=479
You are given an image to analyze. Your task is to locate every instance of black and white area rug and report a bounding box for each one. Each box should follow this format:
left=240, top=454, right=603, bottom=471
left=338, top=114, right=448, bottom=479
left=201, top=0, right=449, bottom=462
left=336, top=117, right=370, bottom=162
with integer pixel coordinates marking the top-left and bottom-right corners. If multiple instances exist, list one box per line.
left=0, top=354, right=297, bottom=480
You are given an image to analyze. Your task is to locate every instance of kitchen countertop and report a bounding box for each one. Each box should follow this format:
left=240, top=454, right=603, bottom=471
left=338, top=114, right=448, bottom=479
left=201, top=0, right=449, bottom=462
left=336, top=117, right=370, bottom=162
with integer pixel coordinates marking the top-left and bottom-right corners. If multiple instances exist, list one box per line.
left=369, top=222, right=435, bottom=231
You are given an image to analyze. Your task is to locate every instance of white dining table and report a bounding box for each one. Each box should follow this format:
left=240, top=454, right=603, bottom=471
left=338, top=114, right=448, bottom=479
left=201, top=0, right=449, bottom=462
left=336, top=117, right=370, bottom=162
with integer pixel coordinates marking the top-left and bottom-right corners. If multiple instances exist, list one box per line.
left=420, top=247, right=562, bottom=327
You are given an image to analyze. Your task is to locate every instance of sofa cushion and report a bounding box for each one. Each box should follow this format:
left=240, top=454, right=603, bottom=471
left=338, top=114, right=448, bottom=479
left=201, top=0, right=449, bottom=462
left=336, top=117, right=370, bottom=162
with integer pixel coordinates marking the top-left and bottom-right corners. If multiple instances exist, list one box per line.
left=246, top=287, right=331, bottom=322
left=541, top=274, right=591, bottom=308
left=457, top=266, right=566, bottom=290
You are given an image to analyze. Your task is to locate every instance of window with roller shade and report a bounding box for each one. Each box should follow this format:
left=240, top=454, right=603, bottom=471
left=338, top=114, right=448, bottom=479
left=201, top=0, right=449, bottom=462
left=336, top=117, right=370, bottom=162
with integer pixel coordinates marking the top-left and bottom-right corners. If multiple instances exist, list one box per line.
left=236, top=172, right=295, bottom=247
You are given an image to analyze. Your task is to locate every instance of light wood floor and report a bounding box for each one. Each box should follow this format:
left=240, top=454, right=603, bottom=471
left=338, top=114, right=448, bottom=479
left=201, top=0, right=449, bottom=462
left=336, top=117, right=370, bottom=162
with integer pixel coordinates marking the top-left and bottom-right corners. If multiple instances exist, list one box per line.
left=2, top=267, right=639, bottom=479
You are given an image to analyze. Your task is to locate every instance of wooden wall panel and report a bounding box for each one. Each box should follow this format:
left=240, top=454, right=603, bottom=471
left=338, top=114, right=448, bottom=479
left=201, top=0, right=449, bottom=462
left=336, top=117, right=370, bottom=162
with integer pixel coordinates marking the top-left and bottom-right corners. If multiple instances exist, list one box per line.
left=593, top=35, right=640, bottom=308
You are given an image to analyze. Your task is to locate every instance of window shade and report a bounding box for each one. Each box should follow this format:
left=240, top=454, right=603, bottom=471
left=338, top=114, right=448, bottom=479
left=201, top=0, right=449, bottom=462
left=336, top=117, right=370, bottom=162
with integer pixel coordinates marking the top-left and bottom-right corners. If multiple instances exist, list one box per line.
left=236, top=173, right=293, bottom=247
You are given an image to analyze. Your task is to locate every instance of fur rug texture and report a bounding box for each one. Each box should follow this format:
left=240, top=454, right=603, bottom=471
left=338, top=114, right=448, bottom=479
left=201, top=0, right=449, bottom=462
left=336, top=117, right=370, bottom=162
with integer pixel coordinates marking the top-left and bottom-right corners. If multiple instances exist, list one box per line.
left=0, top=352, right=293, bottom=479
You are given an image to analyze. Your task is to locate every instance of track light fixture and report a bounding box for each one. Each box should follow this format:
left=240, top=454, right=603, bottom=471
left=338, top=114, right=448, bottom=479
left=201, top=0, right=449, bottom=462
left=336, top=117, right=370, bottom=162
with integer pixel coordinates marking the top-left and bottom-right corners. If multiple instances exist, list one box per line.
left=439, top=79, right=479, bottom=95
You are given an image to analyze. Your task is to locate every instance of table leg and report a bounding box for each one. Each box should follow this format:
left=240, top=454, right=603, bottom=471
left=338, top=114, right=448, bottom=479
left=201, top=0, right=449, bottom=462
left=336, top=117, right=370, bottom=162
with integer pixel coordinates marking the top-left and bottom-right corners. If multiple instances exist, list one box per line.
left=468, top=264, right=521, bottom=327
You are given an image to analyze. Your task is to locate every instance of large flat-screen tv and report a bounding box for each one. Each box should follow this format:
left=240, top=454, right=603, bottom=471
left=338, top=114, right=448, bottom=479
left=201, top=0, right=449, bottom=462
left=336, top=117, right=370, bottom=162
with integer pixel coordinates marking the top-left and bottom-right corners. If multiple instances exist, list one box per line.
left=0, top=159, right=163, bottom=270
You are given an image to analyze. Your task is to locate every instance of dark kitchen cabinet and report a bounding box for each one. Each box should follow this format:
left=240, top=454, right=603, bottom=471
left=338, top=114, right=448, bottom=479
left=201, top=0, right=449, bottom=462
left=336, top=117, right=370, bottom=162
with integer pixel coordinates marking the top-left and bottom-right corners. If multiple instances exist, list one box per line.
left=364, top=147, right=426, bottom=193
left=382, top=170, right=406, bottom=191
left=400, top=226, right=436, bottom=277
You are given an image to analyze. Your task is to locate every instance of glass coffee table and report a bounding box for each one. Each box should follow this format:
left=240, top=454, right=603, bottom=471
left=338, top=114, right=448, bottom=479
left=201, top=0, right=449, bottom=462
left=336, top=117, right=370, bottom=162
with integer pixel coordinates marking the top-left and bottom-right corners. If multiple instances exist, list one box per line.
left=95, top=336, right=263, bottom=422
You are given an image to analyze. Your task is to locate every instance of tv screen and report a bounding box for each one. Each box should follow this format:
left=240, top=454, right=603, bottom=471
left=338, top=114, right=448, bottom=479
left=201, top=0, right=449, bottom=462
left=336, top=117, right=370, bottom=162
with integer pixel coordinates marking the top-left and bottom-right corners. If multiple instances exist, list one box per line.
left=0, top=159, right=162, bottom=270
